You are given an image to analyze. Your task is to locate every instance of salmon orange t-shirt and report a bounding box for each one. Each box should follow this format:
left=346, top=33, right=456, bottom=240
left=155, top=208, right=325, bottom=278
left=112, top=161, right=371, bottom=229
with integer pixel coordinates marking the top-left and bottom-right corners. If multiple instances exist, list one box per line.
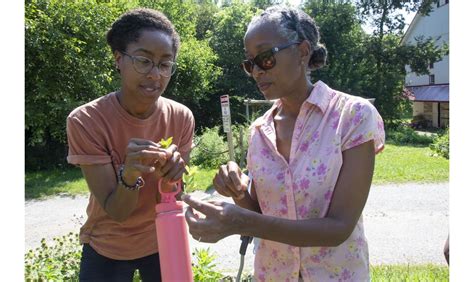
left=66, top=92, right=194, bottom=260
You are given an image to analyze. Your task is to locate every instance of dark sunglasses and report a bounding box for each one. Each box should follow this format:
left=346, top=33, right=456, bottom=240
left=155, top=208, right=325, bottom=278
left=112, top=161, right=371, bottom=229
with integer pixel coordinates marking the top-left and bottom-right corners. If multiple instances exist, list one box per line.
left=242, top=42, right=300, bottom=76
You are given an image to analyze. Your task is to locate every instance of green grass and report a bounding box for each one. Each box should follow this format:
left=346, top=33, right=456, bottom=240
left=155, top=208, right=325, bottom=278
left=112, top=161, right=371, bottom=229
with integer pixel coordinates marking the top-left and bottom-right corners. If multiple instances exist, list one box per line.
left=25, top=144, right=449, bottom=200
left=370, top=264, right=449, bottom=281
left=190, top=167, right=217, bottom=192
left=25, top=166, right=217, bottom=200
left=25, top=167, right=88, bottom=199
left=373, top=144, right=449, bottom=184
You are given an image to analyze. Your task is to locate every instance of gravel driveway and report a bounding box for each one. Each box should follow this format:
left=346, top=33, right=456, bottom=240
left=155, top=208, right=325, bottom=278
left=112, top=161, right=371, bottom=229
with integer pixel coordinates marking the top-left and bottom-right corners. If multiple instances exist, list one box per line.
left=25, top=182, right=449, bottom=275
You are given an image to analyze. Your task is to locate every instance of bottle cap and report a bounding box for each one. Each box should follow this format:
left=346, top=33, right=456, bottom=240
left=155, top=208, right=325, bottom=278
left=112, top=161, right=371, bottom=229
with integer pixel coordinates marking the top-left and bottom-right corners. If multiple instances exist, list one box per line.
left=158, top=179, right=182, bottom=203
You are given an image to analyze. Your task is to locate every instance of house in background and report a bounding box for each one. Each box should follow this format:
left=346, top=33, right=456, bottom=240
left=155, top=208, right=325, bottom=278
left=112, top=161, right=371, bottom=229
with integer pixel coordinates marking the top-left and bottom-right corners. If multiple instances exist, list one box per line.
left=402, top=0, right=449, bottom=128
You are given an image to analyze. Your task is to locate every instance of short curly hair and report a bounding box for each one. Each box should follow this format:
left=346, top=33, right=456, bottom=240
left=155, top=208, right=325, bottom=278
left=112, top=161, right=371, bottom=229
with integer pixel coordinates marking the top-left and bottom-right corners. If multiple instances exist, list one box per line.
left=106, top=8, right=180, bottom=59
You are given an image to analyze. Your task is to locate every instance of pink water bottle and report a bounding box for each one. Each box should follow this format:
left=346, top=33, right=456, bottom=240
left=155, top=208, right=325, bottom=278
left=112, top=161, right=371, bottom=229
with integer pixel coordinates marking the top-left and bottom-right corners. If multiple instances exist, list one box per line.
left=155, top=179, right=193, bottom=281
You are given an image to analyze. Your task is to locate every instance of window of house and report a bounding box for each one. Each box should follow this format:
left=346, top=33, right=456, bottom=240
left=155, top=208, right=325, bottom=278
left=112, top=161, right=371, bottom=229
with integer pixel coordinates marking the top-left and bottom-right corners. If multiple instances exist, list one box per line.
left=445, top=0, right=449, bottom=4
left=437, top=0, right=440, bottom=7
left=429, top=74, right=435, bottom=85
left=429, top=62, right=434, bottom=69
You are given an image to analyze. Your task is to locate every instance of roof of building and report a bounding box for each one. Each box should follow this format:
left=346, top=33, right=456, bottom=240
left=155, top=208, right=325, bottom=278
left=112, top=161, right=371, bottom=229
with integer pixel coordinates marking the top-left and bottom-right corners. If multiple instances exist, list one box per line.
left=401, top=10, right=421, bottom=45
left=406, top=84, right=449, bottom=102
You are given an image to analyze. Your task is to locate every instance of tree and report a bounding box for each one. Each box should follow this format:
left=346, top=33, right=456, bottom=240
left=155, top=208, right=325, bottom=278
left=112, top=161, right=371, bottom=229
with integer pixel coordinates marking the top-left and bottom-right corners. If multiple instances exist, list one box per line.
left=139, top=0, right=222, bottom=130
left=164, top=37, right=222, bottom=128
left=355, top=0, right=448, bottom=125
left=303, top=1, right=368, bottom=96
left=200, top=3, right=262, bottom=126
left=251, top=0, right=283, bottom=9
left=25, top=0, right=221, bottom=170
left=194, top=0, right=220, bottom=41
left=302, top=0, right=448, bottom=124
left=25, top=0, right=131, bottom=169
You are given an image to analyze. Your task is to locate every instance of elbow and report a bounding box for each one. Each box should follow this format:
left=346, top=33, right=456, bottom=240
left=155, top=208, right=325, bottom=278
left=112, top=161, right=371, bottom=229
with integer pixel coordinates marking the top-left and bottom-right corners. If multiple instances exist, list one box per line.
left=326, top=221, right=355, bottom=247
left=331, top=232, right=351, bottom=246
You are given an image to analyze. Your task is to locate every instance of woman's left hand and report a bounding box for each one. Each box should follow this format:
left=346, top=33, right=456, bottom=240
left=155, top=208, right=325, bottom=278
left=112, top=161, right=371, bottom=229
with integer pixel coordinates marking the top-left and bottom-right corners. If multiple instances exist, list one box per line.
left=183, top=194, right=246, bottom=243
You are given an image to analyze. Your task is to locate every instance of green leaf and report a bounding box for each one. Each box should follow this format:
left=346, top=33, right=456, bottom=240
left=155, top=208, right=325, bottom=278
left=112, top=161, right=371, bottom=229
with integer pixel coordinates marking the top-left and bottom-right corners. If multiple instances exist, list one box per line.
left=159, top=136, right=173, bottom=149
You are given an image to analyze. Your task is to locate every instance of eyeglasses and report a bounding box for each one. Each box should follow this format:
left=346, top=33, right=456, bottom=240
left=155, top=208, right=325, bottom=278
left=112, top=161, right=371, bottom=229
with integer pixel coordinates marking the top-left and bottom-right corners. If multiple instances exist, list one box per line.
left=120, top=52, right=177, bottom=77
left=241, top=42, right=300, bottom=76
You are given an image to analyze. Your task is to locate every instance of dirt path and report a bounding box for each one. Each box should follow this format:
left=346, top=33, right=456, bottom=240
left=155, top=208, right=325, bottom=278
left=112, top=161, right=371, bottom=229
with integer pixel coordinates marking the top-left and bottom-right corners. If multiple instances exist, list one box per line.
left=25, top=182, right=449, bottom=274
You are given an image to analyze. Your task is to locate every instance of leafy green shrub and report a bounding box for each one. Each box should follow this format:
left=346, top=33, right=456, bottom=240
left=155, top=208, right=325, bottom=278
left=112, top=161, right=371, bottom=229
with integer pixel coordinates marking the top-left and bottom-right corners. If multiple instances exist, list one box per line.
left=192, top=248, right=224, bottom=281
left=25, top=233, right=81, bottom=280
left=430, top=127, right=449, bottom=159
left=191, top=126, right=229, bottom=168
left=385, top=124, right=434, bottom=146
left=232, top=123, right=250, bottom=168
left=183, top=165, right=199, bottom=192
left=25, top=0, right=130, bottom=170
left=25, top=235, right=233, bottom=281
left=191, top=123, right=251, bottom=169
left=25, top=0, right=125, bottom=146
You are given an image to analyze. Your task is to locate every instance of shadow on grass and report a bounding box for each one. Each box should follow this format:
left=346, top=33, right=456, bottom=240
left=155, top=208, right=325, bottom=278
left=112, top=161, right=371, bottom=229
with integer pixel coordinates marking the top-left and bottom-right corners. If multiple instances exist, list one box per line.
left=384, top=140, right=432, bottom=148
left=25, top=166, right=86, bottom=200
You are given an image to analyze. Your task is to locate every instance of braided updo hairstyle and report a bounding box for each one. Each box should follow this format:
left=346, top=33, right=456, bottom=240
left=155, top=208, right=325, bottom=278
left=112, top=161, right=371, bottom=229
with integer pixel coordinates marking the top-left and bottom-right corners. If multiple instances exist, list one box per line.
left=247, top=5, right=327, bottom=70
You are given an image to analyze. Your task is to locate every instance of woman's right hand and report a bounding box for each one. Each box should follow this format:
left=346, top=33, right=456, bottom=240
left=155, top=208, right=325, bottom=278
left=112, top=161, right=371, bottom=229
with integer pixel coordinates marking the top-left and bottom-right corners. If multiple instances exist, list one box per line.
left=213, top=161, right=250, bottom=200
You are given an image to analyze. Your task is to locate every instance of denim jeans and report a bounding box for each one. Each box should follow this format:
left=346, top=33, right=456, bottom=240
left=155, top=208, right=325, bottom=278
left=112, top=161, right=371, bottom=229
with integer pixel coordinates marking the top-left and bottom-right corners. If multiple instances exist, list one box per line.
left=79, top=244, right=161, bottom=282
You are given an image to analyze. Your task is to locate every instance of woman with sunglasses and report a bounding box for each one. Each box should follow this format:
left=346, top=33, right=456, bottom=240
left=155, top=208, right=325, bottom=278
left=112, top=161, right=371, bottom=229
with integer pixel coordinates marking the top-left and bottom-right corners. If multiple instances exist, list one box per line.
left=66, top=8, right=194, bottom=281
left=184, top=5, right=384, bottom=281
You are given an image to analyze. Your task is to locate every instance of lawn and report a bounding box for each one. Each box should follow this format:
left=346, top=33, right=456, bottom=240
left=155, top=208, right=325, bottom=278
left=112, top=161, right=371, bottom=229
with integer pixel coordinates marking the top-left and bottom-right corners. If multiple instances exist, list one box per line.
left=373, top=143, right=449, bottom=184
left=189, top=167, right=217, bottom=192
left=370, top=264, right=449, bottom=281
left=25, top=144, right=448, bottom=200
left=25, top=167, right=87, bottom=199
left=25, top=165, right=217, bottom=200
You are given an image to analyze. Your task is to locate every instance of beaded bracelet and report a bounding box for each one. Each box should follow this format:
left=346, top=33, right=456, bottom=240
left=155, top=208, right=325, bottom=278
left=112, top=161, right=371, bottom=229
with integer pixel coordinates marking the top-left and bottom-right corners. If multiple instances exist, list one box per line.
left=118, top=165, right=144, bottom=191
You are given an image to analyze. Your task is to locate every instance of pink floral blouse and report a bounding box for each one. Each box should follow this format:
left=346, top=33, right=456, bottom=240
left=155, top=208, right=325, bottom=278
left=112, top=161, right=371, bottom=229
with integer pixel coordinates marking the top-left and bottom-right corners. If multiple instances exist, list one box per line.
left=247, top=81, right=385, bottom=281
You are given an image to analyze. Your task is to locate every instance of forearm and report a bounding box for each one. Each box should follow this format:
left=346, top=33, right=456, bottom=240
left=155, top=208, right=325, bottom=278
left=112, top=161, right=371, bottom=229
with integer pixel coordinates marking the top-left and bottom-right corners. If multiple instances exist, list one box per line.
left=103, top=184, right=140, bottom=222
left=239, top=210, right=352, bottom=247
